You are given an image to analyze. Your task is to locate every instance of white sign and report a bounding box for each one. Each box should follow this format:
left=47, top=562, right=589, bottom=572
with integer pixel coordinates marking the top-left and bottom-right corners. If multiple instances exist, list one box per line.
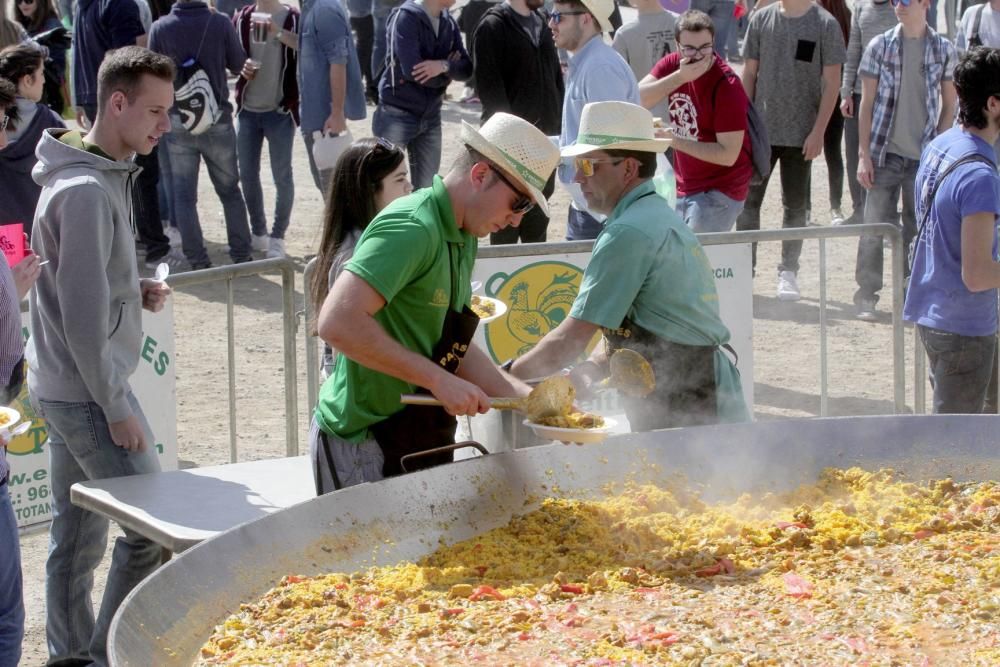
left=8, top=304, right=178, bottom=528
left=467, top=244, right=753, bottom=443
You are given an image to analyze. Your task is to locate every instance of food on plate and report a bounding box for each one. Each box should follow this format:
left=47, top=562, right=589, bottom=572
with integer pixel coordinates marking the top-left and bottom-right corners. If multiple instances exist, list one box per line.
left=197, top=468, right=1000, bottom=665
left=534, top=411, right=606, bottom=429
left=0, top=412, right=11, bottom=426
left=470, top=295, right=496, bottom=319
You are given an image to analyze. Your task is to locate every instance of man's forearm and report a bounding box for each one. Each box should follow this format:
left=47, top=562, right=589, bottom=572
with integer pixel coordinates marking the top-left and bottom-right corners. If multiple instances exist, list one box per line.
left=510, top=318, right=597, bottom=379
left=330, top=310, right=451, bottom=392
left=457, top=344, right=530, bottom=397
left=639, top=71, right=685, bottom=110
left=329, top=62, right=347, bottom=123
left=671, top=134, right=741, bottom=166
left=857, top=100, right=874, bottom=159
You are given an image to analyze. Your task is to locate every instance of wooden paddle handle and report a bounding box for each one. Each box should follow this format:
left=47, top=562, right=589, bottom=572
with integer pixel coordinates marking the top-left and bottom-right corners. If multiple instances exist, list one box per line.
left=399, top=394, right=523, bottom=410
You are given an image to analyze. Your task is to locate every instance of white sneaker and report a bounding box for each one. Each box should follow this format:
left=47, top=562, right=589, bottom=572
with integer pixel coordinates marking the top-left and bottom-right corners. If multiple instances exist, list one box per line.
left=776, top=270, right=801, bottom=301
left=252, top=234, right=270, bottom=253
left=830, top=208, right=846, bottom=226
left=164, top=225, right=182, bottom=248
left=266, top=237, right=286, bottom=259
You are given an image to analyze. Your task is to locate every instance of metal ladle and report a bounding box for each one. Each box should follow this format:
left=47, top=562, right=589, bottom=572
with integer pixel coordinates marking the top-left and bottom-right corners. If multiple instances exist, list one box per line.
left=401, top=375, right=576, bottom=422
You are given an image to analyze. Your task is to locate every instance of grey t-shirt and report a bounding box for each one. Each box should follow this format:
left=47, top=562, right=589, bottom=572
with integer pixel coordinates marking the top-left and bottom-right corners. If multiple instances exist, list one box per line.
left=743, top=4, right=846, bottom=148
left=243, top=6, right=289, bottom=113
left=513, top=7, right=542, bottom=46
left=956, top=3, right=1000, bottom=50
left=612, top=11, right=676, bottom=121
left=886, top=36, right=928, bottom=161
left=416, top=0, right=440, bottom=36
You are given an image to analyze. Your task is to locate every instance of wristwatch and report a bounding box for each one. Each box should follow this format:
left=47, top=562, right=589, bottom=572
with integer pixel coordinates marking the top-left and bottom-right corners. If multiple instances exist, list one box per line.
left=441, top=60, right=450, bottom=74
left=274, top=29, right=284, bottom=42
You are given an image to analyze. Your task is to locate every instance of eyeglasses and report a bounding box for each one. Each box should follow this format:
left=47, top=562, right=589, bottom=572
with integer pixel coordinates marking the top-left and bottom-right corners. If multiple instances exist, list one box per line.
left=678, top=43, right=714, bottom=58
left=889, top=0, right=911, bottom=6
left=16, top=0, right=36, bottom=6
left=0, top=115, right=8, bottom=133
left=488, top=165, right=535, bottom=214
left=549, top=10, right=587, bottom=24
left=574, top=157, right=624, bottom=178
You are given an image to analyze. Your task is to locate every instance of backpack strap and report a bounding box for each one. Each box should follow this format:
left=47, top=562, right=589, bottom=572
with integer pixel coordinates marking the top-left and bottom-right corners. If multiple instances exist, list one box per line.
left=913, top=152, right=996, bottom=254
left=971, top=3, right=986, bottom=47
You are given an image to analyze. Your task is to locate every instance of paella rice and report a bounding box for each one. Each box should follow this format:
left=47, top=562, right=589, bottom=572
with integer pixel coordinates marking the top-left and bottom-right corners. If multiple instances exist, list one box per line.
left=197, top=468, right=1000, bottom=665
left=470, top=295, right=496, bottom=319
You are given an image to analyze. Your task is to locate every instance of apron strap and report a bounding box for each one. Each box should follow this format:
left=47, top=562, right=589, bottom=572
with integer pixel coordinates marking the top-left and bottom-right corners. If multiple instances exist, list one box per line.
left=317, top=430, right=344, bottom=494
left=721, top=343, right=739, bottom=367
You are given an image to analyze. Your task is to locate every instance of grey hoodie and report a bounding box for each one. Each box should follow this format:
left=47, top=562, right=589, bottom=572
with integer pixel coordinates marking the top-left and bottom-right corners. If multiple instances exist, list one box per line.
left=26, top=128, right=143, bottom=423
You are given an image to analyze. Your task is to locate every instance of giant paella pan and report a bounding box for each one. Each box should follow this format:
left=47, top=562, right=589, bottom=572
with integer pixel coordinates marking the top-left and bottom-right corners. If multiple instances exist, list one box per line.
left=110, top=415, right=1000, bottom=665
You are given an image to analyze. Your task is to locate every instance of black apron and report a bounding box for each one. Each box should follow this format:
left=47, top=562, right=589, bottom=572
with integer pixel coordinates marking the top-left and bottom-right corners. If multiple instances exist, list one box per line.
left=367, top=240, right=479, bottom=476
left=603, top=317, right=724, bottom=432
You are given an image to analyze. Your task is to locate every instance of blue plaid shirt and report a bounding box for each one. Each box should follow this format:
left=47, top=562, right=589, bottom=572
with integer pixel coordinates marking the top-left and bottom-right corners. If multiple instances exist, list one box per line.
left=859, top=25, right=957, bottom=167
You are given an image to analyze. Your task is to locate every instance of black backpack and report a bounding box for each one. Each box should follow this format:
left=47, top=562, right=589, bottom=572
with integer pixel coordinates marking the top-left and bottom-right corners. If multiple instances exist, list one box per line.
left=968, top=3, right=987, bottom=48
left=712, top=75, right=772, bottom=186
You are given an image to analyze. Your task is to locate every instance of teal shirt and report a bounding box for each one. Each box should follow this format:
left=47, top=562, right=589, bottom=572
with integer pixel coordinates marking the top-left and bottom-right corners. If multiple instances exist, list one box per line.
left=314, top=176, right=478, bottom=442
left=570, top=180, right=748, bottom=423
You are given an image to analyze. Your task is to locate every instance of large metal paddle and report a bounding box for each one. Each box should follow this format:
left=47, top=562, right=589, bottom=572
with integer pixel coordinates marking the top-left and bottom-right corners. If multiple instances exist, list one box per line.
left=599, top=349, right=656, bottom=397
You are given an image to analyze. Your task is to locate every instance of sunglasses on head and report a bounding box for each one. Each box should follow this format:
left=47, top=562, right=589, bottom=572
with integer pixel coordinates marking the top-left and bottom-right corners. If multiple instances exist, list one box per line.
left=574, top=157, right=625, bottom=178
left=369, top=136, right=398, bottom=155
left=488, top=165, right=534, bottom=214
left=549, top=10, right=587, bottom=24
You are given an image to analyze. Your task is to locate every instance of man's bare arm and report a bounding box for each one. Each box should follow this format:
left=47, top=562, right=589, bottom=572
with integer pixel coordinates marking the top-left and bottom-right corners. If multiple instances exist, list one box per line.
left=961, top=212, right=1000, bottom=292
left=509, top=316, right=600, bottom=379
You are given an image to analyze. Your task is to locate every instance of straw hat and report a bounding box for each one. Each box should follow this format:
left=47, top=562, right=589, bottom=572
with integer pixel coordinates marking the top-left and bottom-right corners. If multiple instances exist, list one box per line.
left=561, top=101, right=672, bottom=157
left=459, top=113, right=561, bottom=216
left=579, top=0, right=616, bottom=34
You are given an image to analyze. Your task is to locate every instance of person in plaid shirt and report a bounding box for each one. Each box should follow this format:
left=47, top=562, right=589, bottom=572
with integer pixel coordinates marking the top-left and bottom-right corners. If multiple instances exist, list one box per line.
left=854, top=0, right=957, bottom=321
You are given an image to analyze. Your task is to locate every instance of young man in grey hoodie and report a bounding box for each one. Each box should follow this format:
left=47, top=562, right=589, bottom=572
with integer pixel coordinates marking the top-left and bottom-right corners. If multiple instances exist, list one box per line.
left=27, top=45, right=174, bottom=667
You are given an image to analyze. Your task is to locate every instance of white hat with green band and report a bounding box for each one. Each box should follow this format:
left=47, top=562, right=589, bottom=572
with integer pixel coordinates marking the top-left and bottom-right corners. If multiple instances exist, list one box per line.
left=459, top=112, right=561, bottom=217
left=561, top=101, right=672, bottom=157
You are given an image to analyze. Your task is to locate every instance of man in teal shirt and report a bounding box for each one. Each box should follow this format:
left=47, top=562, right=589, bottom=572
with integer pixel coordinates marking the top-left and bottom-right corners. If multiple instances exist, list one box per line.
left=312, top=113, right=560, bottom=491
left=510, top=101, right=748, bottom=430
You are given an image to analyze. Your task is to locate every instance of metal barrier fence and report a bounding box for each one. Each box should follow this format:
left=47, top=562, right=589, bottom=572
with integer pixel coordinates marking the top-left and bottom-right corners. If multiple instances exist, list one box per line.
left=169, top=258, right=300, bottom=461
left=302, top=223, right=906, bottom=418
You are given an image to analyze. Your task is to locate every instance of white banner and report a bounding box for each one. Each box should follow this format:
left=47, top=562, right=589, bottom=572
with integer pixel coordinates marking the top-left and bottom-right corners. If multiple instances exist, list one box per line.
left=468, top=244, right=753, bottom=439
left=8, top=304, right=178, bottom=528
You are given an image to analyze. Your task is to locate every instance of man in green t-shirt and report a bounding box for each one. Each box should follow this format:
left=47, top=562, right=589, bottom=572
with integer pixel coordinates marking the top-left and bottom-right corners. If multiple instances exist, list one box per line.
left=509, top=101, right=748, bottom=431
left=311, top=112, right=560, bottom=493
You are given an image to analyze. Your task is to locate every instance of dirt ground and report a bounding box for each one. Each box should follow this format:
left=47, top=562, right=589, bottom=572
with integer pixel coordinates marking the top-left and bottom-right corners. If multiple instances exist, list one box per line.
left=15, top=51, right=930, bottom=667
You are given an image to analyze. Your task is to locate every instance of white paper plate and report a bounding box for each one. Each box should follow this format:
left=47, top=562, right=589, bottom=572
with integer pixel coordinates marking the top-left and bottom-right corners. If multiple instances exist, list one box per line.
left=0, top=406, right=20, bottom=433
left=523, top=416, right=617, bottom=444
left=472, top=296, right=508, bottom=325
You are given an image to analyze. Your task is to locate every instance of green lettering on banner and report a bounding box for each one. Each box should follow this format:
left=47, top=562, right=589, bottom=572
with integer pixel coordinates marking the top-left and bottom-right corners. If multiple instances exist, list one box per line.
left=155, top=442, right=164, bottom=454
left=154, top=351, right=169, bottom=377
left=141, top=335, right=157, bottom=363
left=714, top=267, right=734, bottom=279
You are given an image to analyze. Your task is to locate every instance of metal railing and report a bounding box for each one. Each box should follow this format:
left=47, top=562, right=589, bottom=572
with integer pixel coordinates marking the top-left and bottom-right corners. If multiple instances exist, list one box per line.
left=302, top=223, right=907, bottom=417
left=169, top=258, right=299, bottom=461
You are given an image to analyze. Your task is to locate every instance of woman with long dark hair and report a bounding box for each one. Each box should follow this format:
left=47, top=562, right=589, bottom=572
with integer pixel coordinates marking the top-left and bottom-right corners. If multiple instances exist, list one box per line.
left=13, top=0, right=66, bottom=113
left=0, top=41, right=64, bottom=238
left=309, top=137, right=412, bottom=378
left=817, top=0, right=851, bottom=224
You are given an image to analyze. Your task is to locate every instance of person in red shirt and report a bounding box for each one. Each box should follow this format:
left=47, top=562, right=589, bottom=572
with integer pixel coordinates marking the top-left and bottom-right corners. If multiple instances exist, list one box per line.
left=638, top=10, right=752, bottom=232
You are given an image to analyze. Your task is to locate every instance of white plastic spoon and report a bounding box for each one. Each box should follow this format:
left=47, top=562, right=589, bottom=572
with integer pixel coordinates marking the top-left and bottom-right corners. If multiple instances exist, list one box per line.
left=154, top=262, right=170, bottom=284
left=3, top=421, right=31, bottom=438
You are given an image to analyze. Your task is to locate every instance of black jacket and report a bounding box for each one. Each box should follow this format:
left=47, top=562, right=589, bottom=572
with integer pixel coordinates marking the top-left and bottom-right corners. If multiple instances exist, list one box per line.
left=472, top=4, right=563, bottom=135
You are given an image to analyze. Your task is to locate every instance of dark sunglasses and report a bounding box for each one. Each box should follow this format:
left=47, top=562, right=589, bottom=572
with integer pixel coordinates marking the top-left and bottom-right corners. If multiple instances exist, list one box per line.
left=889, top=0, right=911, bottom=6
left=16, top=0, right=36, bottom=6
left=488, top=165, right=534, bottom=214
left=369, top=136, right=398, bottom=156
left=549, top=10, right=587, bottom=24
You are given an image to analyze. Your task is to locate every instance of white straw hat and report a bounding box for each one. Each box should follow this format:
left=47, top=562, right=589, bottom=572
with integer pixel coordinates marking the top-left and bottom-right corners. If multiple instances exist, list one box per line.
left=459, top=113, right=560, bottom=216
left=561, top=101, right=672, bottom=157
left=579, top=0, right=615, bottom=33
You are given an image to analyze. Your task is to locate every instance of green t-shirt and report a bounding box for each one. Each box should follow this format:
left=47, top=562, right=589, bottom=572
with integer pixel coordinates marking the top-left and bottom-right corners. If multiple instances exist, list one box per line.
left=59, top=129, right=116, bottom=161
left=570, top=180, right=748, bottom=423
left=314, top=176, right=478, bottom=442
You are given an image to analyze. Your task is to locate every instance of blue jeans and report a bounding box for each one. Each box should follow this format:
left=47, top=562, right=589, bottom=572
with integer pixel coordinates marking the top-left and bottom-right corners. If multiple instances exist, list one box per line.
left=0, top=482, right=23, bottom=667
left=677, top=189, right=745, bottom=233
left=566, top=206, right=604, bottom=241
left=164, top=117, right=253, bottom=267
left=302, top=131, right=333, bottom=195
left=690, top=0, right=736, bottom=59
left=236, top=110, right=296, bottom=240
left=855, top=152, right=917, bottom=301
left=38, top=392, right=161, bottom=667
left=372, top=103, right=442, bottom=189
left=919, top=325, right=996, bottom=414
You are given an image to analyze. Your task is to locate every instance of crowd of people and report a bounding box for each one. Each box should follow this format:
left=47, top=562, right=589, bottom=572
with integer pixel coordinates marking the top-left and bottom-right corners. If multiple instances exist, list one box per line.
left=1, top=0, right=1000, bottom=665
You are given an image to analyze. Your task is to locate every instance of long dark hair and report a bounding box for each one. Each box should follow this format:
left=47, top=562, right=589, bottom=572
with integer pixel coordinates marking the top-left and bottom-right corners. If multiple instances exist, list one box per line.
left=0, top=42, right=46, bottom=131
left=14, top=0, right=59, bottom=34
left=817, top=0, right=851, bottom=45
left=309, top=137, right=407, bottom=335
